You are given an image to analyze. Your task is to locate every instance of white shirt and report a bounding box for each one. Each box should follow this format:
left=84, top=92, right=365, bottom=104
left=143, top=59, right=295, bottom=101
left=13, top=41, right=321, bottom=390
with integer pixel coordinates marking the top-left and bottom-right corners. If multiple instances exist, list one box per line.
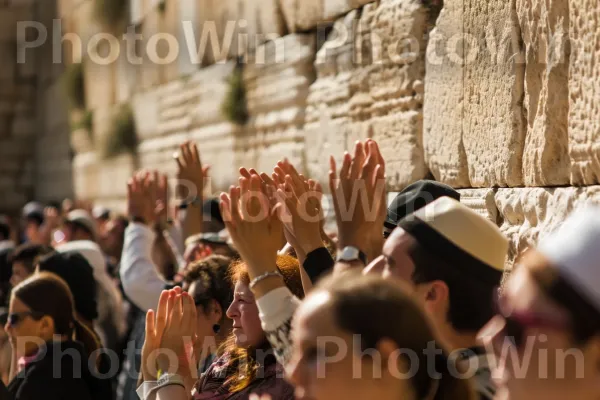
left=120, top=223, right=167, bottom=311
left=0, top=240, right=15, bottom=252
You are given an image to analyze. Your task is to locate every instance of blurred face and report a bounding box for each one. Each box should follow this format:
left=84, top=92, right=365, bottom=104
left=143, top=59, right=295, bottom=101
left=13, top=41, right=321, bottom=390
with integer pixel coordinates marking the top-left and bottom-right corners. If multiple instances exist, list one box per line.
left=480, top=266, right=600, bottom=400
left=4, top=297, right=50, bottom=357
left=24, top=221, right=41, bottom=244
left=225, top=281, right=264, bottom=348
left=288, top=290, right=410, bottom=400
left=188, top=281, right=222, bottom=351
left=100, top=220, right=125, bottom=258
left=10, top=262, right=33, bottom=287
left=363, top=228, right=416, bottom=283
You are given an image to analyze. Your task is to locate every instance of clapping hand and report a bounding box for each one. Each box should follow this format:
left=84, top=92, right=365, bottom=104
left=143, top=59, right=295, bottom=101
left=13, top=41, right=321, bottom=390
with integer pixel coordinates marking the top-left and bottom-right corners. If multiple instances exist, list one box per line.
left=220, top=175, right=283, bottom=283
left=175, top=141, right=209, bottom=201
left=329, top=139, right=386, bottom=262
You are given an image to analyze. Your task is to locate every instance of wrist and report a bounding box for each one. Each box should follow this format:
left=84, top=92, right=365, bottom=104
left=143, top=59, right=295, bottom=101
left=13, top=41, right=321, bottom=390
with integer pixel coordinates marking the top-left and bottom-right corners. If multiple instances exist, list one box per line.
left=300, top=235, right=325, bottom=255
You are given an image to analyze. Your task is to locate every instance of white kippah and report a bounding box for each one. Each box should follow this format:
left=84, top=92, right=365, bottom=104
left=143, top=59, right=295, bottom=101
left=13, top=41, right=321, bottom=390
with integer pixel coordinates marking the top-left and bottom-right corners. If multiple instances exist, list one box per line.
left=538, top=205, right=600, bottom=312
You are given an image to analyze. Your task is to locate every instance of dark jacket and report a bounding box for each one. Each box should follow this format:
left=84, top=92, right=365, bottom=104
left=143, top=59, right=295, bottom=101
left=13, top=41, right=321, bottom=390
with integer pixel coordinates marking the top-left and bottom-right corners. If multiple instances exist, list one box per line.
left=7, top=340, right=111, bottom=400
left=194, top=351, right=294, bottom=400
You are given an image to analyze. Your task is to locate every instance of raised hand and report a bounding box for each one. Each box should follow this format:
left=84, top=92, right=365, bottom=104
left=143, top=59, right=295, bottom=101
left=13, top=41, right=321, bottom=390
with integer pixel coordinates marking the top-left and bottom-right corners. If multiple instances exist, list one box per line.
left=220, top=175, right=283, bottom=280
left=141, top=290, right=170, bottom=381
left=175, top=141, right=209, bottom=201
left=329, top=139, right=386, bottom=262
left=273, top=160, right=324, bottom=259
left=156, top=287, right=198, bottom=377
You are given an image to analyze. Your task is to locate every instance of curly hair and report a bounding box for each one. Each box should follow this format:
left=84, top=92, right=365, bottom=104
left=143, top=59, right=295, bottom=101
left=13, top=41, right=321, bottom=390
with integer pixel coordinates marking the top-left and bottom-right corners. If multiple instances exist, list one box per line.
left=183, top=255, right=234, bottom=318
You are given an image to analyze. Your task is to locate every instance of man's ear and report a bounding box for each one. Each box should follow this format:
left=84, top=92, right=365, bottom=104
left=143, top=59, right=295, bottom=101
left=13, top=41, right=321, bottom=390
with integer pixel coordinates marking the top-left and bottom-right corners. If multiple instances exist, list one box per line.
left=421, top=280, right=449, bottom=316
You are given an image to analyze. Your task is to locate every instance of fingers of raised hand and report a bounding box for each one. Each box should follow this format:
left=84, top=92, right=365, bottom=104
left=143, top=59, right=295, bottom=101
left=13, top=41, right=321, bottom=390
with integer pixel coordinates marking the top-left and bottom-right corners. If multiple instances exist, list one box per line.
left=145, top=309, right=156, bottom=338
left=349, top=141, right=365, bottom=180
left=156, top=290, right=169, bottom=334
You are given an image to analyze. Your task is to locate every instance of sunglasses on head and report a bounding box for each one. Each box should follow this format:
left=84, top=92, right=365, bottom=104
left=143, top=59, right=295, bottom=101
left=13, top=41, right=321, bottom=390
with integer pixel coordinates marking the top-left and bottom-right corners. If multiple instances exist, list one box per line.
left=493, top=291, right=570, bottom=348
left=1, top=311, right=45, bottom=327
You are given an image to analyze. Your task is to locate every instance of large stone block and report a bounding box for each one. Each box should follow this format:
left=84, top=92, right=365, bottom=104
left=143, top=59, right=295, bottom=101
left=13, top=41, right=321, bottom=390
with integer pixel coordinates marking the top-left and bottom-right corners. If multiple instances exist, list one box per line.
left=463, top=0, right=525, bottom=187
left=423, top=0, right=469, bottom=187
left=495, top=187, right=600, bottom=268
left=279, top=0, right=375, bottom=32
left=131, top=87, right=161, bottom=139
left=242, top=34, right=316, bottom=173
left=73, top=151, right=99, bottom=200
left=304, top=11, right=357, bottom=185
left=517, top=0, right=570, bottom=186
left=568, top=0, right=600, bottom=184
left=305, top=1, right=429, bottom=190
left=192, top=0, right=286, bottom=66
left=424, top=0, right=526, bottom=188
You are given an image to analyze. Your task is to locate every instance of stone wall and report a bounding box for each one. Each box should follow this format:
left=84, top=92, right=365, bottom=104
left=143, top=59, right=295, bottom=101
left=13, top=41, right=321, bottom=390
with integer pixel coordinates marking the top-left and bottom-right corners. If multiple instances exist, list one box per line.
left=30, top=0, right=600, bottom=268
left=0, top=0, right=72, bottom=214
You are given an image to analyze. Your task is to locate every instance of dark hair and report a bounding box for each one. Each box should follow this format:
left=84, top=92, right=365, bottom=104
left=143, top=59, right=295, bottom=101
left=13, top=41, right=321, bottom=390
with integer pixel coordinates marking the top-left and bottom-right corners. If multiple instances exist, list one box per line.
left=409, top=241, right=498, bottom=332
left=524, top=251, right=600, bottom=344
left=10, top=243, right=54, bottom=274
left=65, top=220, right=93, bottom=238
left=0, top=216, right=10, bottom=240
left=316, top=271, right=475, bottom=400
left=184, top=255, right=234, bottom=319
left=37, top=251, right=99, bottom=322
left=221, top=255, right=305, bottom=392
left=12, top=272, right=101, bottom=359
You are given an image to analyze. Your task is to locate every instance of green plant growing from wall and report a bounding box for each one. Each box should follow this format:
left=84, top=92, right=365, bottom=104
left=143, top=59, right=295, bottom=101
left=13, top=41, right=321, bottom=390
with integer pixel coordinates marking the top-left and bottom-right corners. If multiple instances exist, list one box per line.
left=93, top=0, right=128, bottom=30
left=221, top=62, right=249, bottom=125
left=71, top=110, right=94, bottom=142
left=64, top=63, right=86, bottom=110
left=158, top=0, right=166, bottom=13
left=103, top=105, right=138, bottom=159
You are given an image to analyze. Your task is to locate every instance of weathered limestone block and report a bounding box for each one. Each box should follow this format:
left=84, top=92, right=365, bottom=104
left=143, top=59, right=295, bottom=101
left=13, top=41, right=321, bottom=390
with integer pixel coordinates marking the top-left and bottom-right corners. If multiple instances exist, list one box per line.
left=156, top=79, right=194, bottom=137
left=568, top=0, right=600, bottom=185
left=279, top=0, right=374, bottom=32
left=462, top=0, right=526, bottom=187
left=131, top=87, right=161, bottom=140
left=457, top=188, right=499, bottom=223
left=306, top=1, right=429, bottom=190
left=194, top=0, right=286, bottom=65
left=73, top=152, right=99, bottom=200
left=425, top=0, right=526, bottom=188
left=423, top=0, right=469, bottom=187
left=305, top=11, right=358, bottom=185
left=96, top=153, right=136, bottom=199
left=242, top=34, right=316, bottom=173
left=495, top=187, right=600, bottom=268
left=350, top=0, right=429, bottom=190
left=188, top=62, right=238, bottom=191
left=517, top=0, right=570, bottom=186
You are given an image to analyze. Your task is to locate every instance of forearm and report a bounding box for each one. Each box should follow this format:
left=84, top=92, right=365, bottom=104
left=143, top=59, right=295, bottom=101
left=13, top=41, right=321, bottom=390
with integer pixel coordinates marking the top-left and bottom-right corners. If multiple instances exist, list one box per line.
left=181, top=204, right=203, bottom=242
left=256, top=286, right=301, bottom=366
left=120, top=223, right=167, bottom=311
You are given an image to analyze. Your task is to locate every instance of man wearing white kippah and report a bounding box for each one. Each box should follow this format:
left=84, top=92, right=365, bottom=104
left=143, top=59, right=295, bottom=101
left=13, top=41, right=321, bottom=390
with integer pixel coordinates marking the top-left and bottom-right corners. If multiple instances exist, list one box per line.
left=481, top=205, right=600, bottom=400
left=364, top=196, right=509, bottom=400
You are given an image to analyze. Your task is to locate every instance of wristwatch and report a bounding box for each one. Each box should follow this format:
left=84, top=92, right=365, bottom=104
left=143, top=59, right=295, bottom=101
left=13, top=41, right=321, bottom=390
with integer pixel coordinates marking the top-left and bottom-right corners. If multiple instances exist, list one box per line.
left=336, top=246, right=367, bottom=265
left=177, top=195, right=202, bottom=210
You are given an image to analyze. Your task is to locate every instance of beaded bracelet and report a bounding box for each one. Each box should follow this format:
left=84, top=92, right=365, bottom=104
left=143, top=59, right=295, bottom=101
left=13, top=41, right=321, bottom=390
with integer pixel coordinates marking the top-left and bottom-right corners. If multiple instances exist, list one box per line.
left=249, top=270, right=283, bottom=289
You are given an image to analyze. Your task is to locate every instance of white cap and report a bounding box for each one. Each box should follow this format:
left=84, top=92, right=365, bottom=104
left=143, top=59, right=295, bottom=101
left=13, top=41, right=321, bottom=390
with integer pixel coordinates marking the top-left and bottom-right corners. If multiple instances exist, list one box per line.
left=538, top=205, right=600, bottom=312
left=66, top=209, right=98, bottom=239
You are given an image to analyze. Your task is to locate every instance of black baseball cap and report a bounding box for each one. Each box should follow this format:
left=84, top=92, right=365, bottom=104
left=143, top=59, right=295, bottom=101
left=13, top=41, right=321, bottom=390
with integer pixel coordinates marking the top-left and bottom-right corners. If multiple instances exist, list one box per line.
left=384, top=180, right=460, bottom=237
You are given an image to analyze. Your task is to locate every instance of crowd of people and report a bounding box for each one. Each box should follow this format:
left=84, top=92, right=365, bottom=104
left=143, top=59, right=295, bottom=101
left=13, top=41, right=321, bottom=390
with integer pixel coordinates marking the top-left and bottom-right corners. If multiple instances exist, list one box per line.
left=0, top=138, right=599, bottom=400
